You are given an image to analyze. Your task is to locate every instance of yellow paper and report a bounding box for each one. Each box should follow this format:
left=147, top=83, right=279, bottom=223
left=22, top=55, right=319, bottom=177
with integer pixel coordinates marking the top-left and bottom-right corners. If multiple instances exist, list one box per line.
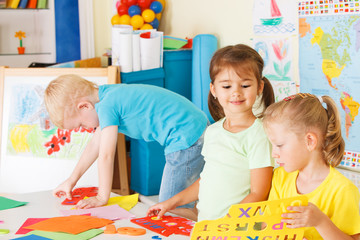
left=106, top=193, right=139, bottom=211
left=191, top=196, right=308, bottom=240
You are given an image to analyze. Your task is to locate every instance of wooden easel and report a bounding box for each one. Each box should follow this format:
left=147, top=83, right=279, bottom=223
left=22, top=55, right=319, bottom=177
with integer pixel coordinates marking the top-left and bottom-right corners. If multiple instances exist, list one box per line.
left=0, top=66, right=130, bottom=195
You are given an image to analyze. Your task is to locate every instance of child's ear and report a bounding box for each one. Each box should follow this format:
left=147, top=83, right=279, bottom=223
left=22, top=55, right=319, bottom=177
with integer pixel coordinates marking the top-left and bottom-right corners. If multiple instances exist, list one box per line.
left=77, top=101, right=94, bottom=110
left=305, top=132, right=318, bottom=151
left=210, top=83, right=216, bottom=98
left=258, top=79, right=265, bottom=95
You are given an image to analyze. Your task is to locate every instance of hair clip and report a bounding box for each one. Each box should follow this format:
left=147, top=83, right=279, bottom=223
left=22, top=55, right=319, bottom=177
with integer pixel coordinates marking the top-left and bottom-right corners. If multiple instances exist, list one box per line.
left=283, top=95, right=296, bottom=101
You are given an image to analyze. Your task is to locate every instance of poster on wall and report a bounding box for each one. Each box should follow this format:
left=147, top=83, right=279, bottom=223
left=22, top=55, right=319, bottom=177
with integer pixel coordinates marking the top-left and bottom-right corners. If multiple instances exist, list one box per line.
left=253, top=0, right=297, bottom=35
left=299, top=11, right=360, bottom=171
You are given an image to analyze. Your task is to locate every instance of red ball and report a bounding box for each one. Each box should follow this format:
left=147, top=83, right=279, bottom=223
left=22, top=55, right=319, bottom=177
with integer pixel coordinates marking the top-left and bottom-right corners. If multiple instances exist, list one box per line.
left=127, top=0, right=138, bottom=5
left=117, top=4, right=129, bottom=16
left=137, top=0, right=151, bottom=9
left=120, top=0, right=128, bottom=5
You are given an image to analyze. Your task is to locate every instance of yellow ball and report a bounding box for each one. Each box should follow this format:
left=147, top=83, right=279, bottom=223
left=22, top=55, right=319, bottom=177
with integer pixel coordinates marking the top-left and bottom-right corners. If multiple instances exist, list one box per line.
left=111, top=14, right=122, bottom=25
left=130, top=15, right=144, bottom=29
left=156, top=0, right=166, bottom=11
left=140, top=23, right=153, bottom=30
left=155, top=13, right=162, bottom=21
left=142, top=9, right=155, bottom=23
left=119, top=14, right=131, bottom=25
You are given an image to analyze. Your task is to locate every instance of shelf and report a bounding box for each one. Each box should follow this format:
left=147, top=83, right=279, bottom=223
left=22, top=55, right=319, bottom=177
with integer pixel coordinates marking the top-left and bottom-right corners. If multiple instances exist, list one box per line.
left=0, top=53, right=51, bottom=56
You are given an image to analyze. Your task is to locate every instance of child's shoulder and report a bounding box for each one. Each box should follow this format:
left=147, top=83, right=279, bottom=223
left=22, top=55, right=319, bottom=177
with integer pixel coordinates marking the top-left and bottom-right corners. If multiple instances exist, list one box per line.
left=331, top=167, right=359, bottom=191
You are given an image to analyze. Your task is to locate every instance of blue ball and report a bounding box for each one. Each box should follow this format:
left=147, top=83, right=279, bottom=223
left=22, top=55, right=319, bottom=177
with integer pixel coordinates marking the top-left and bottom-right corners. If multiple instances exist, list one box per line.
left=150, top=1, right=163, bottom=14
left=128, top=5, right=141, bottom=17
left=149, top=18, right=159, bottom=29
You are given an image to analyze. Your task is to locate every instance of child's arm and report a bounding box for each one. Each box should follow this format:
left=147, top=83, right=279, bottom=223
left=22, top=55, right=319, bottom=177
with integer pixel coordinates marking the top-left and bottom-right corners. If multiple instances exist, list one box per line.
left=283, top=203, right=360, bottom=240
left=76, top=125, right=118, bottom=209
left=240, top=166, right=273, bottom=204
left=53, top=128, right=101, bottom=199
left=147, top=178, right=200, bottom=218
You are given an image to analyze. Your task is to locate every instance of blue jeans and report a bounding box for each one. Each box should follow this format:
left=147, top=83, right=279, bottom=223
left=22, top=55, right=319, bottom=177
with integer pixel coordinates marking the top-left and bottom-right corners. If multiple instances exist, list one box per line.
left=159, top=132, right=205, bottom=208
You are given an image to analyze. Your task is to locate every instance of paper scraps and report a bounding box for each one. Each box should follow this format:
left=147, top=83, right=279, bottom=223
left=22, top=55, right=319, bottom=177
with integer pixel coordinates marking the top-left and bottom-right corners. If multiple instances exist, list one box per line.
left=0, top=196, right=27, bottom=211
left=24, top=215, right=113, bottom=235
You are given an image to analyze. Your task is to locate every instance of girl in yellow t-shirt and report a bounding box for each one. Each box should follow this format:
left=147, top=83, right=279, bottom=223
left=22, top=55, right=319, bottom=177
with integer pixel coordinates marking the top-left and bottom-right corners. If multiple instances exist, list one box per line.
left=263, top=93, right=360, bottom=240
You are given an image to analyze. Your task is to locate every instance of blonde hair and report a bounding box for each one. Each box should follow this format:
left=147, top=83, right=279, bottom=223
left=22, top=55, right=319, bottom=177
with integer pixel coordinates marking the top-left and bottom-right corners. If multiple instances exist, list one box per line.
left=44, top=74, right=98, bottom=129
left=208, top=44, right=275, bottom=121
left=263, top=93, right=345, bottom=167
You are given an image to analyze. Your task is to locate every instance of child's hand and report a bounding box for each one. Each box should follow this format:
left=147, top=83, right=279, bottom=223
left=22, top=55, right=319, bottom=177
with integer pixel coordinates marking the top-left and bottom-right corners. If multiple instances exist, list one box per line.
left=53, top=179, right=75, bottom=199
left=281, top=202, right=326, bottom=228
left=76, top=196, right=107, bottom=209
left=147, top=200, right=176, bottom=219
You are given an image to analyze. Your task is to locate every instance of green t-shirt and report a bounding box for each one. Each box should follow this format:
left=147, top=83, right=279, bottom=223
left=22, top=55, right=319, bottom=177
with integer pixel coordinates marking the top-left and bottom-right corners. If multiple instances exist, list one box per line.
left=197, top=118, right=274, bottom=221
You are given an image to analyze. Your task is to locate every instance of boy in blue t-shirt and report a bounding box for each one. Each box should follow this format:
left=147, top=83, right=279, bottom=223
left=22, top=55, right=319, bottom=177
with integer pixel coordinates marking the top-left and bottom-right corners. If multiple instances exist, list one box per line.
left=44, top=74, right=208, bottom=209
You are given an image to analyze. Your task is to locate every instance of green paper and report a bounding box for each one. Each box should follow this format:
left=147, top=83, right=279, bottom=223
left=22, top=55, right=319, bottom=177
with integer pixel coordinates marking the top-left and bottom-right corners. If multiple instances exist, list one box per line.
left=0, top=196, right=27, bottom=211
left=22, top=229, right=103, bottom=240
left=163, top=37, right=187, bottom=50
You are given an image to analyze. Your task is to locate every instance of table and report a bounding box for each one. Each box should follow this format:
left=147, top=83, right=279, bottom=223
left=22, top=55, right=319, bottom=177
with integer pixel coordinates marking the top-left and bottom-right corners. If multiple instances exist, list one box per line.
left=0, top=191, right=190, bottom=240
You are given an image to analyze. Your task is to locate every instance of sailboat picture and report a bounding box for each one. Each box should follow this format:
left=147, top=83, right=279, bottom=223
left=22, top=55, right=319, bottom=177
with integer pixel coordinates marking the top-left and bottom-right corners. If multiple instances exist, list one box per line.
left=260, top=0, right=283, bottom=25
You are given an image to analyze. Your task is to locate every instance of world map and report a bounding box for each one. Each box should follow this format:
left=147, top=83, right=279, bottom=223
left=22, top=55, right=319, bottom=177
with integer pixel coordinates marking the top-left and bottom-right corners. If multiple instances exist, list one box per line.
left=299, top=15, right=360, bottom=153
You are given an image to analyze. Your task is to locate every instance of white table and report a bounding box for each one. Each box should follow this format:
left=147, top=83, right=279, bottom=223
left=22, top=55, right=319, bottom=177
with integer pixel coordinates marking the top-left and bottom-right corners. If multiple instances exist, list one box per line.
left=0, top=191, right=190, bottom=240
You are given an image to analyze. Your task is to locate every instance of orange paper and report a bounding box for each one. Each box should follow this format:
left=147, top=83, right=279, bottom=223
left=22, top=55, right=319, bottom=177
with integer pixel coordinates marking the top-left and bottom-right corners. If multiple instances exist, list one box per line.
left=24, top=215, right=113, bottom=235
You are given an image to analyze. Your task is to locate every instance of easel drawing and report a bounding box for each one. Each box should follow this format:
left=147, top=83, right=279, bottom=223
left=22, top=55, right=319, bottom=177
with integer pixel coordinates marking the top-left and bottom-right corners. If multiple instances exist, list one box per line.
left=0, top=66, right=129, bottom=195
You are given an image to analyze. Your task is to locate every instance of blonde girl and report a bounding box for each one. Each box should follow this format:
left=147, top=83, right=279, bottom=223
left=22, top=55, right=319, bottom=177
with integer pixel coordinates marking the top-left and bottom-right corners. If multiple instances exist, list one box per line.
left=263, top=93, right=360, bottom=240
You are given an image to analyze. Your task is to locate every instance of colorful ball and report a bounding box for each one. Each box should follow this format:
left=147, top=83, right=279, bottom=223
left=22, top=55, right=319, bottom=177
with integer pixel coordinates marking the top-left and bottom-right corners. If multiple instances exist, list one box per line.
left=116, top=0, right=121, bottom=9
left=142, top=9, right=155, bottom=23
left=111, top=14, right=122, bottom=25
left=156, top=0, right=165, bottom=11
left=150, top=1, right=163, bottom=14
left=140, top=23, right=153, bottom=30
left=137, top=0, right=151, bottom=8
left=149, top=17, right=159, bottom=29
left=117, top=4, right=129, bottom=16
left=119, top=14, right=131, bottom=25
left=127, top=0, right=138, bottom=5
left=128, top=5, right=141, bottom=17
left=155, top=12, right=162, bottom=20
left=130, top=15, right=144, bottom=29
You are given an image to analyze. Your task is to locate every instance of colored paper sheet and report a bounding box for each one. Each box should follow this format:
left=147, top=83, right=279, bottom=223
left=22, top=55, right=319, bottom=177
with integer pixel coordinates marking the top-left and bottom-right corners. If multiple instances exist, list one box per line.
left=191, top=196, right=308, bottom=240
left=16, top=229, right=103, bottom=240
left=60, top=204, right=135, bottom=220
left=11, top=234, right=51, bottom=240
left=16, top=218, right=49, bottom=234
left=0, top=196, right=27, bottom=211
left=106, top=193, right=139, bottom=211
left=61, top=187, right=98, bottom=205
left=24, top=215, right=113, bottom=235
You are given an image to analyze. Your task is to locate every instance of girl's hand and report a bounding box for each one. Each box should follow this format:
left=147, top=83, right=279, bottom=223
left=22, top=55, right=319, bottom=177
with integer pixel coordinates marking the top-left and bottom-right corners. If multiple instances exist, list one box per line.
left=281, top=202, right=326, bottom=228
left=52, top=179, right=76, bottom=200
left=76, top=196, right=107, bottom=209
left=147, top=200, right=176, bottom=219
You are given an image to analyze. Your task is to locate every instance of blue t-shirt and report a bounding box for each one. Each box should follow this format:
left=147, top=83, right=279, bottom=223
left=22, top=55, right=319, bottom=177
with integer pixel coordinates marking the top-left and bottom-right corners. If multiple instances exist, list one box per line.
left=95, top=84, right=208, bottom=154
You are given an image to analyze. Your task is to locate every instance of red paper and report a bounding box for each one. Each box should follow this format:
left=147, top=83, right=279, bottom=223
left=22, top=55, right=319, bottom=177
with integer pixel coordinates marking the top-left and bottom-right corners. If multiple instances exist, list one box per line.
left=62, top=187, right=98, bottom=205
left=130, top=215, right=194, bottom=237
left=16, top=218, right=48, bottom=234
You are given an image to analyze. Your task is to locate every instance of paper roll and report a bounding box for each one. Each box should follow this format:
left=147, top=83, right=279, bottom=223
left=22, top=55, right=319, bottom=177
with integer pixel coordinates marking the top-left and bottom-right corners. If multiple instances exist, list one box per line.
left=132, top=34, right=141, bottom=72
left=112, top=25, right=133, bottom=72
left=140, top=32, right=163, bottom=70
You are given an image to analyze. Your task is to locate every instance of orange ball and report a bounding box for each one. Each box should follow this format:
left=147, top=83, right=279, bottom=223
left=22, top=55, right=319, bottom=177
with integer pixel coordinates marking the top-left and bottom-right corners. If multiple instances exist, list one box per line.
left=119, top=14, right=131, bottom=25
left=142, top=9, right=155, bottom=23
left=130, top=15, right=144, bottom=29
left=140, top=23, right=153, bottom=30
left=155, top=13, right=162, bottom=20
left=111, top=14, right=122, bottom=25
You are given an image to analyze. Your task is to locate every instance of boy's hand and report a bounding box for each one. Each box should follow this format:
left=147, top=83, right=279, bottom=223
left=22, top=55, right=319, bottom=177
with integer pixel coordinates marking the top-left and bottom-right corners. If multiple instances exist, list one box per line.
left=76, top=195, right=107, bottom=209
left=281, top=202, right=326, bottom=228
left=53, top=179, right=75, bottom=200
left=147, top=200, right=176, bottom=219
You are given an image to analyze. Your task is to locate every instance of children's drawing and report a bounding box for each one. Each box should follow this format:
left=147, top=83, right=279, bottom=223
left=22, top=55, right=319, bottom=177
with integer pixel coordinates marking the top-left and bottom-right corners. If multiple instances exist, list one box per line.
left=254, top=37, right=293, bottom=82
left=7, top=84, right=93, bottom=159
left=253, top=0, right=297, bottom=35
left=270, top=80, right=297, bottom=102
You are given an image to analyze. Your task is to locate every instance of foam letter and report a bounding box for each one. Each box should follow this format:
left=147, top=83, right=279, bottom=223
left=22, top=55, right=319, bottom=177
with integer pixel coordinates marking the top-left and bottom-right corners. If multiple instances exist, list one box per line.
left=239, top=207, right=251, bottom=218
left=272, top=222, right=284, bottom=230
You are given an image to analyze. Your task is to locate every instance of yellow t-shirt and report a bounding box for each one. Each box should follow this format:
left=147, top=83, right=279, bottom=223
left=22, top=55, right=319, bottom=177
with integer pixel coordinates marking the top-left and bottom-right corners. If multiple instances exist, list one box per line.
left=269, top=167, right=360, bottom=240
